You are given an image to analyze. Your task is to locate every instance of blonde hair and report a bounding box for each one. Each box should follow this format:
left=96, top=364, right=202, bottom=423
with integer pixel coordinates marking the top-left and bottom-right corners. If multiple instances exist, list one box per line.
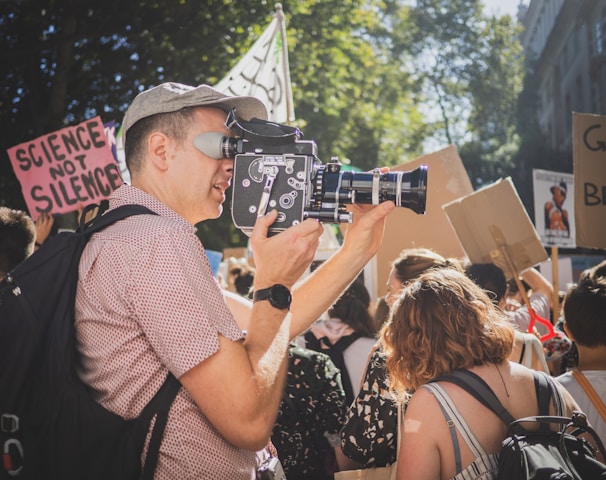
left=381, top=268, right=514, bottom=400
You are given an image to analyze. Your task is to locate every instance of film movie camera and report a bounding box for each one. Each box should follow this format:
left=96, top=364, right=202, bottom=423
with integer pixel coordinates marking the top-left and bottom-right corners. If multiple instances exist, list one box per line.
left=194, top=109, right=428, bottom=236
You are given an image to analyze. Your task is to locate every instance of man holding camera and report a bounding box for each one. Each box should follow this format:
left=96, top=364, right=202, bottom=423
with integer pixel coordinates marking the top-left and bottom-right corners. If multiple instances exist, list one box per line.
left=74, top=82, right=394, bottom=478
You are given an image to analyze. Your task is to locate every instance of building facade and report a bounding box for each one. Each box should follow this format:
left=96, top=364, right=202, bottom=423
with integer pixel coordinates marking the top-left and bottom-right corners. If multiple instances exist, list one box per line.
left=520, top=0, right=606, bottom=152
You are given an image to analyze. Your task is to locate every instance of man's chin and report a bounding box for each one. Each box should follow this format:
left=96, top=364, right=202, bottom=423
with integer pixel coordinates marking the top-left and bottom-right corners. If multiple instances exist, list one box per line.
left=209, top=206, right=224, bottom=220
left=195, top=206, right=223, bottom=224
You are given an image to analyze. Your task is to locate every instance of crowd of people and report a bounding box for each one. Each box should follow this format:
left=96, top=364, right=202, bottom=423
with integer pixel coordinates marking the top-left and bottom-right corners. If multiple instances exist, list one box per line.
left=1, top=82, right=605, bottom=479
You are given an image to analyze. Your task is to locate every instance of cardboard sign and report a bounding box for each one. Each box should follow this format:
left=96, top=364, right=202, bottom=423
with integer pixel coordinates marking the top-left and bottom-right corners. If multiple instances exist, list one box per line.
left=443, top=177, right=548, bottom=279
left=532, top=169, right=575, bottom=248
left=572, top=112, right=606, bottom=249
left=371, top=145, right=473, bottom=298
left=7, top=116, right=123, bottom=220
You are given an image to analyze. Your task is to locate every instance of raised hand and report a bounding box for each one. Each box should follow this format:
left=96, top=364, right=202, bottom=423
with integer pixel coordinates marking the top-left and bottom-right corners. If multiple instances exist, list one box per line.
left=35, top=211, right=55, bottom=246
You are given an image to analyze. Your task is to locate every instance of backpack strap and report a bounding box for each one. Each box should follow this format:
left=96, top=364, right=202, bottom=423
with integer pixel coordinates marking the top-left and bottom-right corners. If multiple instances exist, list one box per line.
left=533, top=371, right=553, bottom=432
left=139, top=373, right=181, bottom=480
left=80, top=204, right=156, bottom=235
left=80, top=203, right=168, bottom=478
left=534, top=370, right=550, bottom=414
left=536, top=371, right=567, bottom=416
left=432, top=369, right=515, bottom=426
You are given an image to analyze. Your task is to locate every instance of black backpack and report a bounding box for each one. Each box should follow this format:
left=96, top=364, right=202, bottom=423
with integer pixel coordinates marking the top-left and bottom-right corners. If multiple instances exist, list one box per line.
left=436, top=369, right=606, bottom=480
left=0, top=204, right=181, bottom=480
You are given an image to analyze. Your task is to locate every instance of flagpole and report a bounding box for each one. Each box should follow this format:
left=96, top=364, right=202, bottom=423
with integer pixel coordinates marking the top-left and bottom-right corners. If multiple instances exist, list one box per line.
left=275, top=3, right=295, bottom=124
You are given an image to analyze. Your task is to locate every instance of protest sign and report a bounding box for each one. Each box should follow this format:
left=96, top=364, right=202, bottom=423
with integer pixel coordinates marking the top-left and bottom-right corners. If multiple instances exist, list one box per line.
left=443, top=177, right=548, bottom=280
left=7, top=116, right=123, bottom=220
left=532, top=169, right=575, bottom=248
left=572, top=112, right=606, bottom=249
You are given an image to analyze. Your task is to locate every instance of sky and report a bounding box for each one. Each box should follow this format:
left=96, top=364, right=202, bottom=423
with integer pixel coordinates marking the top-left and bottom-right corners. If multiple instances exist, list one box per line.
left=482, top=0, right=527, bottom=18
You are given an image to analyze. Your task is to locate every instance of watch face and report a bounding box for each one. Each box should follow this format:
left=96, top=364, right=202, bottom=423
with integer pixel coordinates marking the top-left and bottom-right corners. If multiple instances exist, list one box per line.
left=270, top=284, right=292, bottom=309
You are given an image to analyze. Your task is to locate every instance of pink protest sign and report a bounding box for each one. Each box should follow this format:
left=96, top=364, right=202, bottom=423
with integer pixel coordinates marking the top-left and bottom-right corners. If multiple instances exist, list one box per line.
left=7, top=116, right=123, bottom=220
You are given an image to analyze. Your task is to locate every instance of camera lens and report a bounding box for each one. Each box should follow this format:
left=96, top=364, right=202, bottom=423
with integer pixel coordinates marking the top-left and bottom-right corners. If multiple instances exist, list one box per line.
left=337, top=165, right=427, bottom=214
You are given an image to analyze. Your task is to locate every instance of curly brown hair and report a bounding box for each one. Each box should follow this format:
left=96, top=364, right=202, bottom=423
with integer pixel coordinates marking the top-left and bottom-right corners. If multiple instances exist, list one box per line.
left=381, top=268, right=514, bottom=399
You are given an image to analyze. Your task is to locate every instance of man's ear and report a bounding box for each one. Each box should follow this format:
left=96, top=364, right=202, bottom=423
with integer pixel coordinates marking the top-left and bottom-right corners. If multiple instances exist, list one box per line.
left=147, top=132, right=170, bottom=172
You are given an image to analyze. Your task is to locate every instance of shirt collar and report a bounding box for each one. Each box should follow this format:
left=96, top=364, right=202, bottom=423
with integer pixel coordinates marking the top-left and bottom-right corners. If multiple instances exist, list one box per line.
left=109, top=184, right=191, bottom=227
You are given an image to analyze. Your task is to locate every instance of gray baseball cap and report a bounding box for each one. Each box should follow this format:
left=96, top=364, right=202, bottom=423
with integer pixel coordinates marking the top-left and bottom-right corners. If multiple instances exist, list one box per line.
left=121, top=82, right=268, bottom=144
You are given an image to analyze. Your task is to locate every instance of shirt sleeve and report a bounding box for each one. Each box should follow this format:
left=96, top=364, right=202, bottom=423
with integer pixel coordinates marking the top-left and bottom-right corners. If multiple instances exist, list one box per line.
left=507, top=292, right=550, bottom=334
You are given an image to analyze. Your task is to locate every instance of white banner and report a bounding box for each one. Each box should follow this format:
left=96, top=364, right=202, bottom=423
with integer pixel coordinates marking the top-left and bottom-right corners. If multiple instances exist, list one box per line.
left=215, top=5, right=294, bottom=124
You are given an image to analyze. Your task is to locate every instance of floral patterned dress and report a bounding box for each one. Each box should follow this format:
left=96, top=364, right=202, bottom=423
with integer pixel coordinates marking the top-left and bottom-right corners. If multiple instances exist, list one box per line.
left=340, top=346, right=400, bottom=468
left=271, top=344, right=347, bottom=480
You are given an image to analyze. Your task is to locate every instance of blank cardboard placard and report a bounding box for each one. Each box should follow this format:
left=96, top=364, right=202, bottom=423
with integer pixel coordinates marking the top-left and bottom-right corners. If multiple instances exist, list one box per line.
left=443, top=177, right=548, bottom=279
left=371, top=145, right=473, bottom=298
left=573, top=112, right=606, bottom=249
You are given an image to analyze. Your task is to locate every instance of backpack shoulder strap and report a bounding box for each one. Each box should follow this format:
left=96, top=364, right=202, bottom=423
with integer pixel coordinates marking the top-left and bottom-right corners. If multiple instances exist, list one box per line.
left=433, top=369, right=515, bottom=426
left=534, top=371, right=552, bottom=415
left=80, top=203, right=164, bottom=478
left=533, top=371, right=554, bottom=432
left=81, top=204, right=156, bottom=236
left=138, top=373, right=181, bottom=480
left=536, top=370, right=568, bottom=415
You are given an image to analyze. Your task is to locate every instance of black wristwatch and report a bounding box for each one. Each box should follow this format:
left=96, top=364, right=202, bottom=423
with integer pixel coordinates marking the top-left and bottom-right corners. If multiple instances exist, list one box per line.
left=252, top=284, right=292, bottom=310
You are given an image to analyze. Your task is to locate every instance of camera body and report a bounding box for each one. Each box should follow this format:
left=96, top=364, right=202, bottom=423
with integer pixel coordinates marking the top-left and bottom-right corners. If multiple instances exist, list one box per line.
left=231, top=139, right=353, bottom=236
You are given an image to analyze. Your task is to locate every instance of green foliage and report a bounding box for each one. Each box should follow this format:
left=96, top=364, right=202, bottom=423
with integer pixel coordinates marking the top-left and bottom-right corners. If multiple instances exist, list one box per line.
left=401, top=0, right=526, bottom=188
left=284, top=0, right=425, bottom=169
left=460, top=14, right=525, bottom=188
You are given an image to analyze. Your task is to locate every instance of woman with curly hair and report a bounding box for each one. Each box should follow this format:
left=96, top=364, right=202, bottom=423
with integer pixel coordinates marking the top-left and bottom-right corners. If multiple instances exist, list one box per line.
left=338, top=248, right=461, bottom=471
left=381, top=268, right=579, bottom=480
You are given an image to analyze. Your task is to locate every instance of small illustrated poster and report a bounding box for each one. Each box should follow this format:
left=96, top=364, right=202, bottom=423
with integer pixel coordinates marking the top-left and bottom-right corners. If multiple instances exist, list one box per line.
left=533, top=169, right=575, bottom=248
